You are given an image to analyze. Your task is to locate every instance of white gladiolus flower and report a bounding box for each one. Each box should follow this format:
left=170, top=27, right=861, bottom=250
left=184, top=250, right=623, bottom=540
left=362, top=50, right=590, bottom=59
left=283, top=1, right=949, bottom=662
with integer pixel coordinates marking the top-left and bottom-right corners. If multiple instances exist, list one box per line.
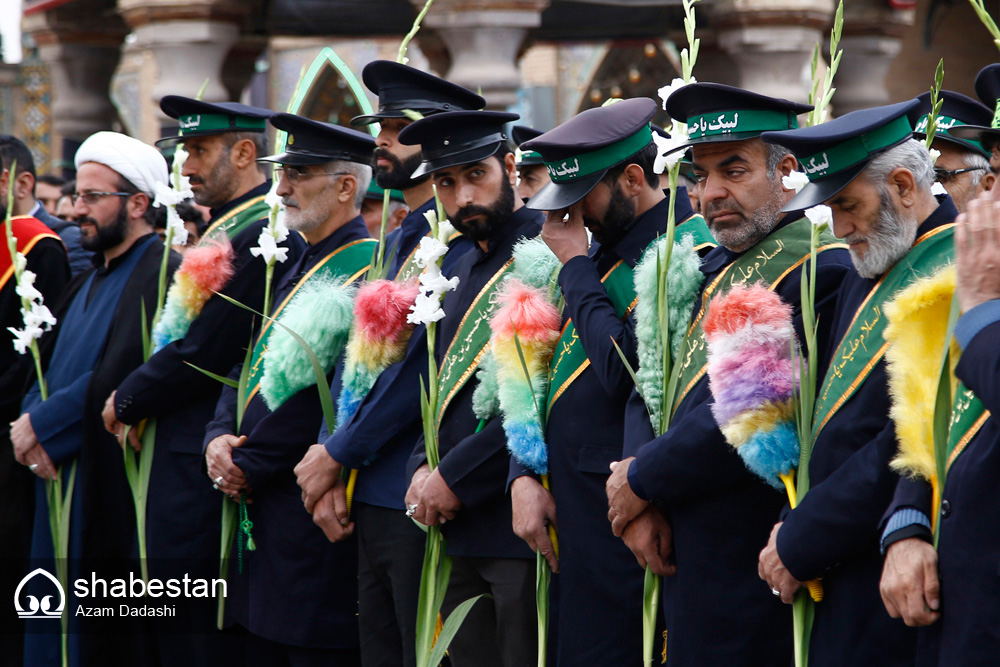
left=265, top=185, right=283, bottom=210
left=657, top=77, right=696, bottom=111
left=8, top=326, right=38, bottom=355
left=14, top=252, right=27, bottom=273
left=250, top=230, right=289, bottom=265
left=152, top=180, right=192, bottom=209
left=658, top=121, right=690, bottom=172
left=929, top=148, right=941, bottom=165
left=407, top=291, right=447, bottom=325
left=166, top=209, right=190, bottom=247
left=423, top=209, right=439, bottom=229
left=15, top=271, right=42, bottom=303
left=782, top=171, right=810, bottom=193
left=272, top=214, right=289, bottom=243
left=931, top=181, right=948, bottom=196
left=804, top=204, right=833, bottom=230
left=436, top=218, right=458, bottom=245
left=420, top=271, right=460, bottom=297
left=23, top=302, right=56, bottom=331
left=413, top=236, right=449, bottom=269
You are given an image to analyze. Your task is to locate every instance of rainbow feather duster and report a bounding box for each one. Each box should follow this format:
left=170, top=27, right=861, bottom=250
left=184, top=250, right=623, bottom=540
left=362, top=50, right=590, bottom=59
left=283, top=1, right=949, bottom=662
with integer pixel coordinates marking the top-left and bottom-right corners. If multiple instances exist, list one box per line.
left=633, top=233, right=706, bottom=431
left=336, top=279, right=420, bottom=428
left=489, top=278, right=562, bottom=474
left=703, top=283, right=800, bottom=490
left=260, top=275, right=356, bottom=411
left=473, top=236, right=561, bottom=421
left=153, top=238, right=235, bottom=351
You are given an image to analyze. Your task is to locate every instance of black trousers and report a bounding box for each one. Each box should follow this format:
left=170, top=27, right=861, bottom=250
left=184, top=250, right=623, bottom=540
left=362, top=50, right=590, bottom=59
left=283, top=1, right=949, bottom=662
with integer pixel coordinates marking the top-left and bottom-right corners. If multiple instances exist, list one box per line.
left=442, top=556, right=537, bottom=667
left=356, top=502, right=427, bottom=667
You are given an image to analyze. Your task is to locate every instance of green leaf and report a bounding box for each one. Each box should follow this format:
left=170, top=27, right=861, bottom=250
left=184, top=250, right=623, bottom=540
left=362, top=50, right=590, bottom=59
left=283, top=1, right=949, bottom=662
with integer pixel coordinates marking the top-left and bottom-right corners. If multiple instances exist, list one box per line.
left=642, top=566, right=661, bottom=667
left=184, top=362, right=241, bottom=388
left=535, top=551, right=551, bottom=667
left=427, top=594, right=490, bottom=667
left=512, top=329, right=544, bottom=428
left=236, top=329, right=254, bottom=432
left=218, top=499, right=238, bottom=629
left=931, top=292, right=961, bottom=546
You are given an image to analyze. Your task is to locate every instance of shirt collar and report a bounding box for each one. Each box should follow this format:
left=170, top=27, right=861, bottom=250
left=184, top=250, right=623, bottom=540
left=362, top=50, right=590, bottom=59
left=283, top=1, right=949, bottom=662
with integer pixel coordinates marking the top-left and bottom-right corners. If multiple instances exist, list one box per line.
left=304, top=215, right=371, bottom=259
left=92, top=232, right=157, bottom=275
left=916, top=193, right=958, bottom=238
left=208, top=180, right=272, bottom=221
left=698, top=211, right=799, bottom=276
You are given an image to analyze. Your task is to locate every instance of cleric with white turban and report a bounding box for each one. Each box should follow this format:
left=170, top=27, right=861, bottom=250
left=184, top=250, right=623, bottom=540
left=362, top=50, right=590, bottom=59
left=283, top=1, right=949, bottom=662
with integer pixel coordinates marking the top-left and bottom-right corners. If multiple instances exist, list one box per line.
left=74, top=130, right=169, bottom=197
left=17, top=132, right=181, bottom=667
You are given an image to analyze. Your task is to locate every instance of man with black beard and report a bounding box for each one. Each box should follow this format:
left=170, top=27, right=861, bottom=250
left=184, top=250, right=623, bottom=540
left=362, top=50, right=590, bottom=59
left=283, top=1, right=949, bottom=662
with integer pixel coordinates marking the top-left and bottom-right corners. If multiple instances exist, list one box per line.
left=398, top=110, right=544, bottom=667
left=507, top=99, right=715, bottom=665
left=13, top=132, right=179, bottom=667
left=349, top=61, right=481, bottom=280
left=756, top=100, right=953, bottom=666
left=293, top=64, right=479, bottom=667
left=101, top=98, right=303, bottom=667
left=605, top=84, right=852, bottom=666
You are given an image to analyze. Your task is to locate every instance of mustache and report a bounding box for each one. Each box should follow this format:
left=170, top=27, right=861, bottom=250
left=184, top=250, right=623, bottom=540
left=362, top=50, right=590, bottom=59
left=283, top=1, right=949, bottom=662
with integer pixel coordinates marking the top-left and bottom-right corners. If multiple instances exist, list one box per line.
left=373, top=149, right=402, bottom=167
left=281, top=197, right=298, bottom=208
left=704, top=199, right=744, bottom=219
left=453, top=204, right=493, bottom=223
left=77, top=216, right=97, bottom=226
left=187, top=176, right=205, bottom=185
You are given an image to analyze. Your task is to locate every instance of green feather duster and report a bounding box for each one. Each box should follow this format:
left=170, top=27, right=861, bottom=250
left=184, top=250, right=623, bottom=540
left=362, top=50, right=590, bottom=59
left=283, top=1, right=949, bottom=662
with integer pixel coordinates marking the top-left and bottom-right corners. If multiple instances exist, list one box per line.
left=633, top=232, right=705, bottom=431
left=260, top=275, right=357, bottom=410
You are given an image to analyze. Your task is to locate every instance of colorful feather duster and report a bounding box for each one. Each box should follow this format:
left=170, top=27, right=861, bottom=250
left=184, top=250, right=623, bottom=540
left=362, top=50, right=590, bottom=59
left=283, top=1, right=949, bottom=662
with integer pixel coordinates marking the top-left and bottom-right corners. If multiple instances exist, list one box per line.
left=336, top=279, right=421, bottom=428
left=884, top=265, right=957, bottom=483
left=633, top=233, right=706, bottom=431
left=703, top=283, right=800, bottom=490
left=473, top=236, right=561, bottom=421
left=260, top=275, right=357, bottom=411
left=152, top=238, right=235, bottom=351
left=489, top=278, right=562, bottom=474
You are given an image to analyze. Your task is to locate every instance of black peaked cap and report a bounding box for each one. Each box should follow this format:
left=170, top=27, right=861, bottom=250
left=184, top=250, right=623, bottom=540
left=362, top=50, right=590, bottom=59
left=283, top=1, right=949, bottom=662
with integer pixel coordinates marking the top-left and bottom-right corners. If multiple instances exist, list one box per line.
left=351, top=60, right=485, bottom=126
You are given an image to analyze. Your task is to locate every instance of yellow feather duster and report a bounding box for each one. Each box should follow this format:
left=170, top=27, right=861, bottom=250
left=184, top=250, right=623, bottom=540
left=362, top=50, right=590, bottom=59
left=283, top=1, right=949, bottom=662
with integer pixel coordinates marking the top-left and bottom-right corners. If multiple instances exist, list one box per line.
left=883, top=265, right=958, bottom=482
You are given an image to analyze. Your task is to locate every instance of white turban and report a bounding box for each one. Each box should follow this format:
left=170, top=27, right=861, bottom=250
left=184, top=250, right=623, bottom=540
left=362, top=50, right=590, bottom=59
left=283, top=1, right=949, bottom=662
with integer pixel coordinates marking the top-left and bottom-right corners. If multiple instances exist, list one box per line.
left=74, top=131, right=169, bottom=198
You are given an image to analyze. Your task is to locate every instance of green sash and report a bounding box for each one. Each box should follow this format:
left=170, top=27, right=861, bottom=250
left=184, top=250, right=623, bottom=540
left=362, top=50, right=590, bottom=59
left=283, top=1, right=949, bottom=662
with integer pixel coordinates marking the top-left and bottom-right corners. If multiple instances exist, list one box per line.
left=813, top=225, right=956, bottom=440
left=672, top=218, right=845, bottom=415
left=546, top=215, right=715, bottom=416
left=203, top=194, right=271, bottom=243
left=946, top=385, right=990, bottom=471
left=244, top=238, right=377, bottom=409
left=435, top=258, right=515, bottom=428
left=396, top=230, right=463, bottom=283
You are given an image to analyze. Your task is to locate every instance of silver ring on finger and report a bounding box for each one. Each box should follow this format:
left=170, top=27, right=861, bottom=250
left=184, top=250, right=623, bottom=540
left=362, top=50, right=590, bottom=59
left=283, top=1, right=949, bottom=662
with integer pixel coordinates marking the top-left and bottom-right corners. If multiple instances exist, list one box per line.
left=213, top=476, right=224, bottom=485
left=772, top=588, right=781, bottom=597
left=213, top=483, right=220, bottom=490
left=28, top=463, right=39, bottom=472
left=405, top=503, right=417, bottom=518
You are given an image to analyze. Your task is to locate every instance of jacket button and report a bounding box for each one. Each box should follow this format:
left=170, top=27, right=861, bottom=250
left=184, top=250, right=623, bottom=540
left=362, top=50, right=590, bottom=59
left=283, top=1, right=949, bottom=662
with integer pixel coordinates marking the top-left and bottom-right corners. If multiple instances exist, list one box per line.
left=940, top=499, right=951, bottom=518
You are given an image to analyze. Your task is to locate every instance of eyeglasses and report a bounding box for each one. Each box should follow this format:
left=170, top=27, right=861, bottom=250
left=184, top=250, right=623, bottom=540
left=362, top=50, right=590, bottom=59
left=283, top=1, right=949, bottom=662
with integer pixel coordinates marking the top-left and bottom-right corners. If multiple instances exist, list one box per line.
left=933, top=166, right=986, bottom=184
left=274, top=166, right=351, bottom=185
left=71, top=191, right=134, bottom=206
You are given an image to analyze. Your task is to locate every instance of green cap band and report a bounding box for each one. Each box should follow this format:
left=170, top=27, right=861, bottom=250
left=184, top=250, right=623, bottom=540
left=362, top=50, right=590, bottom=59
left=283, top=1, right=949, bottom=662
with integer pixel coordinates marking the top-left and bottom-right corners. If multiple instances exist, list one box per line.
left=992, top=99, right=1000, bottom=130
left=544, top=125, right=653, bottom=183
left=915, top=113, right=986, bottom=154
left=686, top=109, right=797, bottom=141
left=800, top=114, right=912, bottom=182
left=517, top=149, right=542, bottom=162
left=178, top=113, right=267, bottom=135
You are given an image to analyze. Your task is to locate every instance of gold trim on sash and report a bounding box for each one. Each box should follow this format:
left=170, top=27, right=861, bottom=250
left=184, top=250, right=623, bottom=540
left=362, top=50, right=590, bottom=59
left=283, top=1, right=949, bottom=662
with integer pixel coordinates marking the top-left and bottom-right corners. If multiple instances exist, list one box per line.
left=0, top=230, right=62, bottom=292
left=203, top=194, right=269, bottom=240
left=435, top=257, right=515, bottom=427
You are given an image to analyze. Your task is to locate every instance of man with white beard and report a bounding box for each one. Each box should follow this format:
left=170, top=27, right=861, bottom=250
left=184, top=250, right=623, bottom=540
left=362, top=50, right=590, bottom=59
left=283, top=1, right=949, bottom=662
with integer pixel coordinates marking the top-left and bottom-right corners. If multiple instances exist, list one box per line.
left=757, top=100, right=958, bottom=666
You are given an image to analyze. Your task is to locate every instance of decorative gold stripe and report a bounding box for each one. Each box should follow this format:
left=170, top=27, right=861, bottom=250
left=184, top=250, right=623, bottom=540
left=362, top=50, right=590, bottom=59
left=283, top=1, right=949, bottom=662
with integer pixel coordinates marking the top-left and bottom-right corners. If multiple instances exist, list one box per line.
left=546, top=259, right=630, bottom=414
left=812, top=342, right=889, bottom=441
left=0, top=231, right=61, bottom=292
left=203, top=194, right=268, bottom=239
left=947, top=410, right=991, bottom=470
left=435, top=257, right=515, bottom=426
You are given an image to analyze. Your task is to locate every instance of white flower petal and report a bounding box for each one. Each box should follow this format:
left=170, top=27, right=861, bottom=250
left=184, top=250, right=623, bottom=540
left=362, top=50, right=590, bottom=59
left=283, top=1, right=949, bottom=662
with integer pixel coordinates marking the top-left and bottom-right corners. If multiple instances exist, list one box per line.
left=436, top=219, right=458, bottom=244
left=931, top=181, right=948, bottom=196
left=413, top=236, right=449, bottom=269
left=804, top=204, right=833, bottom=230
left=929, top=148, right=941, bottom=165
left=657, top=76, right=696, bottom=111
left=782, top=170, right=810, bottom=193
left=407, top=291, right=447, bottom=325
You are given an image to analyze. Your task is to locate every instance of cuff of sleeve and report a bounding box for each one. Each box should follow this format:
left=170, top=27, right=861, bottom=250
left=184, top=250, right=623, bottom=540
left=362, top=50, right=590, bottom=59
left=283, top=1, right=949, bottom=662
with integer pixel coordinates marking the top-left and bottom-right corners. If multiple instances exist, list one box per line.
left=955, top=299, right=1000, bottom=349
left=880, top=508, right=932, bottom=555
left=324, top=432, right=365, bottom=469
left=627, top=460, right=649, bottom=501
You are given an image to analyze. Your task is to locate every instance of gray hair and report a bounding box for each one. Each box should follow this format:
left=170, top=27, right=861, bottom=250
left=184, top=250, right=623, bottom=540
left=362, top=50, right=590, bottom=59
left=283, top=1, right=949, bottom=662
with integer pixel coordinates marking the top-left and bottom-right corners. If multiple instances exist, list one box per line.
left=963, top=151, right=991, bottom=189
left=224, top=131, right=270, bottom=176
left=865, top=138, right=935, bottom=193
left=764, top=142, right=790, bottom=178
left=329, top=159, right=372, bottom=210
